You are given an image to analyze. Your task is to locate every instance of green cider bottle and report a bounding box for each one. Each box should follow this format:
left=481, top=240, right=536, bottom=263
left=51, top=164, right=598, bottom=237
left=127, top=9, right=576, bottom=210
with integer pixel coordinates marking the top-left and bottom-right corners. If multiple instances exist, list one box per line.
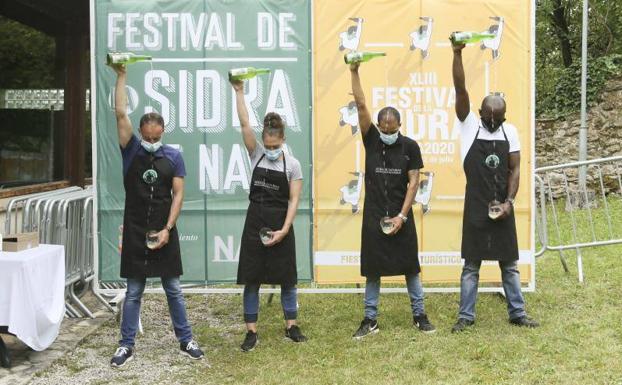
left=344, top=51, right=386, bottom=64
left=450, top=31, right=496, bottom=44
left=106, top=52, right=152, bottom=65
left=228, top=67, right=271, bottom=81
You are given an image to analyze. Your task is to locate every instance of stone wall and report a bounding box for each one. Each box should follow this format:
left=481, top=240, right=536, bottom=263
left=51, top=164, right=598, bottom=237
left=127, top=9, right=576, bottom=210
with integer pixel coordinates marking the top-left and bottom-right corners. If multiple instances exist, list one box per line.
left=535, top=78, right=622, bottom=198
left=536, top=78, right=622, bottom=167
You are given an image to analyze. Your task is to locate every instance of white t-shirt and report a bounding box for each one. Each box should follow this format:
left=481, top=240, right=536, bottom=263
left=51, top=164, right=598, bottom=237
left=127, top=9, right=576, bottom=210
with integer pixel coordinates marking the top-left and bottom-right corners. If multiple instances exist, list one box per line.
left=458, top=111, right=521, bottom=163
left=249, top=140, right=303, bottom=182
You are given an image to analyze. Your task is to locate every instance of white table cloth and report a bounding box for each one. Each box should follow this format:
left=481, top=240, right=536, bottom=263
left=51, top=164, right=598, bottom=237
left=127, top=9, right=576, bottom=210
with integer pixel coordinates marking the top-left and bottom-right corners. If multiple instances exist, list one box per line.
left=0, top=244, right=65, bottom=351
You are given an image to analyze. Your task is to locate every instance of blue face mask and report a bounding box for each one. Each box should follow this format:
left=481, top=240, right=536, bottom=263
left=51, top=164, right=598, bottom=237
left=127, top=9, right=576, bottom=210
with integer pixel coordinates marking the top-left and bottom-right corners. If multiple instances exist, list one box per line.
left=379, top=131, right=399, bottom=145
left=264, top=147, right=283, bottom=161
left=141, top=140, right=163, bottom=153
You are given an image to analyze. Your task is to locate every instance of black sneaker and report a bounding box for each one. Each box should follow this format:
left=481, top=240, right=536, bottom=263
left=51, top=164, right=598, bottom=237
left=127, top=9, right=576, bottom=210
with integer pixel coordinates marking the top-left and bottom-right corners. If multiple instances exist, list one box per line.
left=413, top=314, right=436, bottom=334
left=241, top=331, right=258, bottom=352
left=451, top=318, right=475, bottom=333
left=353, top=318, right=379, bottom=340
left=510, top=316, right=539, bottom=328
left=180, top=340, right=204, bottom=360
left=0, top=337, right=11, bottom=368
left=110, top=346, right=133, bottom=368
left=285, top=325, right=308, bottom=343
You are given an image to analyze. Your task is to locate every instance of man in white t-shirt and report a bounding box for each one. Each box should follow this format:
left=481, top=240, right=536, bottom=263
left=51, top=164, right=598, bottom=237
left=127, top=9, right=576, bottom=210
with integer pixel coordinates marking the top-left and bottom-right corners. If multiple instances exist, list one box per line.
left=450, top=39, right=539, bottom=333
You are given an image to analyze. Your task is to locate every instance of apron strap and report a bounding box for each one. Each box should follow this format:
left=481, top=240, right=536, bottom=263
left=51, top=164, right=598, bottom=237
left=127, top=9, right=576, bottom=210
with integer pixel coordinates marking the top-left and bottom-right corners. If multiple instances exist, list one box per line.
left=253, top=152, right=287, bottom=176
left=500, top=125, right=509, bottom=142
left=474, top=123, right=482, bottom=142
left=282, top=153, right=287, bottom=176
left=474, top=122, right=509, bottom=144
left=250, top=153, right=266, bottom=183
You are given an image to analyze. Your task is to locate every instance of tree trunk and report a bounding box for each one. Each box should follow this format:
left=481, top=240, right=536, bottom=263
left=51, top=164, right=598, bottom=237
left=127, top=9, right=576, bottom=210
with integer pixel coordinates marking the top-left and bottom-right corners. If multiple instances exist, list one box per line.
left=550, top=0, right=573, bottom=67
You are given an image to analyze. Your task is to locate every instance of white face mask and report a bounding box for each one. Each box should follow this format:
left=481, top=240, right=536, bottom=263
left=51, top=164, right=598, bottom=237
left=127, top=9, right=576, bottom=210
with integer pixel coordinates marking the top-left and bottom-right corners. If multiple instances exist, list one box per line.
left=264, top=147, right=283, bottom=161
left=379, top=131, right=399, bottom=145
left=141, top=140, right=163, bottom=153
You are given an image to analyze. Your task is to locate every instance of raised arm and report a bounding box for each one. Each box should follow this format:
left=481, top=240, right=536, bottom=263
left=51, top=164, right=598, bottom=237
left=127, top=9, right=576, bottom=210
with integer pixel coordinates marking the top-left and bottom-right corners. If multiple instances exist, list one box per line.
left=451, top=42, right=470, bottom=122
left=111, top=64, right=133, bottom=148
left=230, top=79, right=256, bottom=154
left=349, top=62, right=372, bottom=137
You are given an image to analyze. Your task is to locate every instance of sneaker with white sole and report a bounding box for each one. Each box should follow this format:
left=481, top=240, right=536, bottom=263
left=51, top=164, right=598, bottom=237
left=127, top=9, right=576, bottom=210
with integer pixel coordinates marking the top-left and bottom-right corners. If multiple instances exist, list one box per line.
left=352, top=318, right=379, bottom=339
left=413, top=314, right=436, bottom=334
left=180, top=340, right=204, bottom=359
left=110, top=346, right=133, bottom=368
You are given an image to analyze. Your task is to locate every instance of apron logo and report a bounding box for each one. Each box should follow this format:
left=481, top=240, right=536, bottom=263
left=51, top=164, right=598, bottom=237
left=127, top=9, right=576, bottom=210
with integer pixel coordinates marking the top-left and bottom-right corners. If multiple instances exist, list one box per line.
left=142, top=169, right=158, bottom=184
left=484, top=154, right=500, bottom=169
left=254, top=180, right=280, bottom=191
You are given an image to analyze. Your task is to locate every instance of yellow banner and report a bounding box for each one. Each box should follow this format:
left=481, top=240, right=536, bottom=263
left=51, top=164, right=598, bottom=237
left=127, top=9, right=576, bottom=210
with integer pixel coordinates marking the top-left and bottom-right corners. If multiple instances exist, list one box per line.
left=313, top=0, right=534, bottom=286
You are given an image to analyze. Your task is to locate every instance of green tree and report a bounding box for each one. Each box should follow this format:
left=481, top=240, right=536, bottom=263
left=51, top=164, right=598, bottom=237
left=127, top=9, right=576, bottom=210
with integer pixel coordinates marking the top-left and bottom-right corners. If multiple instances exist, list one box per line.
left=0, top=15, right=55, bottom=89
left=536, top=0, right=622, bottom=117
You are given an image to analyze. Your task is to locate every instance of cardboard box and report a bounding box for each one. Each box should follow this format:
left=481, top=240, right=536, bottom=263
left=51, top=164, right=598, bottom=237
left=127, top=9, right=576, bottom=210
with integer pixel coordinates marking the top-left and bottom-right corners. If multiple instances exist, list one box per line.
left=2, top=232, right=39, bottom=252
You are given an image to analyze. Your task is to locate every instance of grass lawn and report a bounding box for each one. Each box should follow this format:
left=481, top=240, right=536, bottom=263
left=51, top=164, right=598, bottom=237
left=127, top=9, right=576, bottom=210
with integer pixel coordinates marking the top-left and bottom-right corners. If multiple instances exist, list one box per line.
left=186, top=247, right=622, bottom=385
left=33, top=198, right=622, bottom=385
left=33, top=244, right=622, bottom=385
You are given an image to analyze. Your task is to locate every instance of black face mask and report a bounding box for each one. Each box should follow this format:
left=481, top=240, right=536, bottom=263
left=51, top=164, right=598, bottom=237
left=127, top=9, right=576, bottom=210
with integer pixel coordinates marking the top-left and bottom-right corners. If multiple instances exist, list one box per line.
left=481, top=118, right=505, bottom=133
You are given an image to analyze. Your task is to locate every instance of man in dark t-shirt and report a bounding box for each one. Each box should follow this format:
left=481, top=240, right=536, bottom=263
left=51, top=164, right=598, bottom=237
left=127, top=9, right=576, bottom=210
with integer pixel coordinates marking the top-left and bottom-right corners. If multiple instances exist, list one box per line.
left=108, top=63, right=204, bottom=368
left=348, top=61, right=436, bottom=339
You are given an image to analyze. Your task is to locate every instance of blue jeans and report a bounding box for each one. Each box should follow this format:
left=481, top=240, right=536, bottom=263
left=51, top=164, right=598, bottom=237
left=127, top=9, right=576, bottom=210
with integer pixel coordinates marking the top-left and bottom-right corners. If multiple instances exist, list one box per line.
left=364, top=273, right=425, bottom=320
left=120, top=276, right=193, bottom=347
left=458, top=260, right=527, bottom=321
left=243, top=284, right=298, bottom=323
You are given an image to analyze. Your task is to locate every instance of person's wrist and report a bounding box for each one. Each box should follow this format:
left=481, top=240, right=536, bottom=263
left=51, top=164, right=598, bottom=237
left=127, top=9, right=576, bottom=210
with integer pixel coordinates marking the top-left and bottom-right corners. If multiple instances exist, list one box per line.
left=397, top=213, right=408, bottom=223
left=164, top=224, right=173, bottom=232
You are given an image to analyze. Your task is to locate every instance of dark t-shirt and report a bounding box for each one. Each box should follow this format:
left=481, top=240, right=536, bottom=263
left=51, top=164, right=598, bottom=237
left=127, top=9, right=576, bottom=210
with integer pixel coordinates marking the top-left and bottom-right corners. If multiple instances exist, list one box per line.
left=120, top=135, right=186, bottom=178
left=363, top=124, right=423, bottom=214
left=359, top=123, right=424, bottom=277
left=363, top=124, right=423, bottom=169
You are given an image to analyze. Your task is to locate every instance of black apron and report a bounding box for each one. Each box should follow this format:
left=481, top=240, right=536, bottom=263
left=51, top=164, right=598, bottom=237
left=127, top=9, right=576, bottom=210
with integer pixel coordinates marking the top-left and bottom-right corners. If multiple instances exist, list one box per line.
left=237, top=154, right=297, bottom=285
left=461, top=125, right=519, bottom=261
left=121, top=148, right=183, bottom=278
left=361, top=133, right=421, bottom=277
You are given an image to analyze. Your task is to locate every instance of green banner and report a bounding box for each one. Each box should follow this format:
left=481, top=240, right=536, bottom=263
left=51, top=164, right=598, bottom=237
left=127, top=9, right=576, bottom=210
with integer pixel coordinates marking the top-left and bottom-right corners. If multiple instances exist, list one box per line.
left=94, top=0, right=312, bottom=283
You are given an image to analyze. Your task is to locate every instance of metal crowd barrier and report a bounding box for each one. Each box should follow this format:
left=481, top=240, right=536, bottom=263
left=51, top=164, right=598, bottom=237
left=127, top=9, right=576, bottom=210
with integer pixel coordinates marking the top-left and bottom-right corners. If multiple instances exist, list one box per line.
left=535, top=155, right=622, bottom=282
left=3, top=187, right=114, bottom=318
left=3, top=186, right=82, bottom=234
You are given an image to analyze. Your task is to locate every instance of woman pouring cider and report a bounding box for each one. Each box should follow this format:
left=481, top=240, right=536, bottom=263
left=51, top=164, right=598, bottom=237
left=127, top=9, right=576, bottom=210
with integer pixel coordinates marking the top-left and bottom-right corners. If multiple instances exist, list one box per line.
left=230, top=74, right=307, bottom=352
